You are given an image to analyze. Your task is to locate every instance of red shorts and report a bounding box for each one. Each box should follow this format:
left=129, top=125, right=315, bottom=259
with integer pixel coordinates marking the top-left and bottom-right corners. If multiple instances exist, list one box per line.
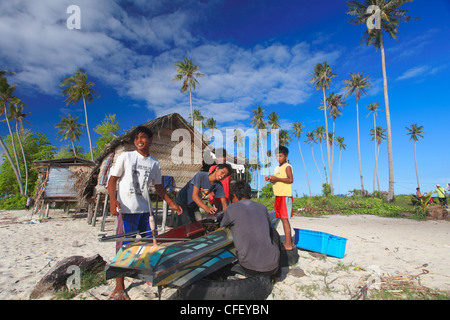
left=274, top=196, right=293, bottom=219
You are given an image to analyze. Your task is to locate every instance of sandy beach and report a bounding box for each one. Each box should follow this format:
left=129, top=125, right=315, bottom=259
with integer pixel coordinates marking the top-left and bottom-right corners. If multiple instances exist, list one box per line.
left=0, top=209, right=449, bottom=300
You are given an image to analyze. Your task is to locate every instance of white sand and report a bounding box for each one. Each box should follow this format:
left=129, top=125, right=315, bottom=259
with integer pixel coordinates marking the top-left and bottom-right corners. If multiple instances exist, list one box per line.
left=0, top=209, right=449, bottom=300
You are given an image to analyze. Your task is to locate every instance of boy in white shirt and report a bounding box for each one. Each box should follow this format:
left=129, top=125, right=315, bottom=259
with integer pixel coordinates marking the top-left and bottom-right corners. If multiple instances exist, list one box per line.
left=108, top=125, right=181, bottom=300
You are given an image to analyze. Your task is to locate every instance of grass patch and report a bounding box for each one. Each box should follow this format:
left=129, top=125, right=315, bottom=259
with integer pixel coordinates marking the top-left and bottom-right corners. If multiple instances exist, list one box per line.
left=54, top=268, right=107, bottom=300
left=254, top=194, right=426, bottom=219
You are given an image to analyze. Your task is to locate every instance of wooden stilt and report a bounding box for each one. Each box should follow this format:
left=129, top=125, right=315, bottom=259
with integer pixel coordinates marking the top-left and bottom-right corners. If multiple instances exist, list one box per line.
left=100, top=194, right=109, bottom=232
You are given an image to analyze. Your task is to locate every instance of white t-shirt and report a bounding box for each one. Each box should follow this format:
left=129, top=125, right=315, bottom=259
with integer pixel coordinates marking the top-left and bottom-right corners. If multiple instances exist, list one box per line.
left=109, top=151, right=162, bottom=214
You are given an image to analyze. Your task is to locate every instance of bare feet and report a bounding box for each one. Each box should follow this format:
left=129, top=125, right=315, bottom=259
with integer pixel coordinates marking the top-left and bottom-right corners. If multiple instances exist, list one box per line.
left=110, top=288, right=130, bottom=300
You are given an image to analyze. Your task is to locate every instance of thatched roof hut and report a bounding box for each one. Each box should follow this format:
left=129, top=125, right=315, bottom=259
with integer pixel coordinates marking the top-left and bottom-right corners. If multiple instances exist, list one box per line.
left=77, top=113, right=214, bottom=204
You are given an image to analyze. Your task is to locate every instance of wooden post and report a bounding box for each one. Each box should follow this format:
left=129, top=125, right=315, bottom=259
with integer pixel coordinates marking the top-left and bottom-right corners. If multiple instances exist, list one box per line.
left=45, top=202, right=50, bottom=218
left=90, top=194, right=101, bottom=225
left=100, top=194, right=109, bottom=232
left=162, top=200, right=168, bottom=233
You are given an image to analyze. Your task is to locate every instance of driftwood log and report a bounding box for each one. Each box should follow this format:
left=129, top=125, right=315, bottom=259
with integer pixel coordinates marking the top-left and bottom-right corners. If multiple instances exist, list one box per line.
left=30, top=254, right=106, bottom=299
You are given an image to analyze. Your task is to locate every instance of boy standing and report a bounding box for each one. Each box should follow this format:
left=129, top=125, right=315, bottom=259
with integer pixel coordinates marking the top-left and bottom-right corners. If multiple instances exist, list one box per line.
left=108, top=125, right=182, bottom=300
left=266, top=146, right=294, bottom=250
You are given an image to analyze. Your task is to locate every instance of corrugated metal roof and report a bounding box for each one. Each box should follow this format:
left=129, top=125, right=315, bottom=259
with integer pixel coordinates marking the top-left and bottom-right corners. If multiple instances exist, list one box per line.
left=44, top=167, right=77, bottom=198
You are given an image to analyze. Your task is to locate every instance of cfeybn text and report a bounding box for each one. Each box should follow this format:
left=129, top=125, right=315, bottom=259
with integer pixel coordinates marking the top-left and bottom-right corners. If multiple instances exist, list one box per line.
left=180, top=304, right=269, bottom=317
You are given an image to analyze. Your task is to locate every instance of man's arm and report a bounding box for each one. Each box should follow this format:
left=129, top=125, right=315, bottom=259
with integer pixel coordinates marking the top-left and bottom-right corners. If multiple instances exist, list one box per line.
left=154, top=184, right=183, bottom=215
left=108, top=176, right=120, bottom=216
left=192, top=185, right=217, bottom=214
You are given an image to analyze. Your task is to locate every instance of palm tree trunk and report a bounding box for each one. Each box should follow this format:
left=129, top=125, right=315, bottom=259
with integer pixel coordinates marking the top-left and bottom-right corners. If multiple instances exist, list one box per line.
left=71, top=141, right=77, bottom=158
left=414, top=141, right=419, bottom=188
left=298, top=140, right=311, bottom=196
left=189, top=86, right=193, bottom=126
left=376, top=142, right=381, bottom=191
left=380, top=32, right=395, bottom=202
left=0, top=136, right=24, bottom=195
left=311, top=145, right=323, bottom=185
left=338, top=148, right=342, bottom=195
left=82, top=96, right=94, bottom=161
left=356, top=99, right=364, bottom=196
left=319, top=142, right=328, bottom=184
left=322, top=88, right=333, bottom=194
left=4, top=108, right=23, bottom=185
left=16, top=122, right=28, bottom=195
left=373, top=115, right=377, bottom=193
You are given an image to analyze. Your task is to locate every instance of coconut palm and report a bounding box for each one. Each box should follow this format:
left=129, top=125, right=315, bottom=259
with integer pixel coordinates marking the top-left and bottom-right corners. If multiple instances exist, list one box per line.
left=279, top=130, right=292, bottom=147
left=172, top=57, right=205, bottom=126
left=347, top=0, right=416, bottom=202
left=250, top=106, right=267, bottom=197
left=0, top=76, right=24, bottom=195
left=310, top=62, right=336, bottom=194
left=406, top=123, right=425, bottom=189
left=8, top=100, right=31, bottom=195
left=292, top=122, right=311, bottom=196
left=55, top=115, right=85, bottom=158
left=60, top=68, right=99, bottom=161
left=305, top=131, right=323, bottom=185
left=366, top=102, right=382, bottom=192
left=370, top=126, right=386, bottom=191
left=325, top=92, right=346, bottom=189
left=204, top=117, right=217, bottom=144
left=343, top=72, right=372, bottom=196
left=314, top=126, right=328, bottom=183
left=336, top=136, right=347, bottom=195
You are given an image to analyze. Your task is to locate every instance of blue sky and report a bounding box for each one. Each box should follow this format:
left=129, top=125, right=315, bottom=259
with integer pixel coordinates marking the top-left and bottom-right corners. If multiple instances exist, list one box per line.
left=0, top=0, right=449, bottom=196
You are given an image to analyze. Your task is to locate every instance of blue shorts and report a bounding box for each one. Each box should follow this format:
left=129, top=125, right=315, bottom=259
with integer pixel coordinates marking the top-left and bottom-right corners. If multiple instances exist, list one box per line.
left=115, top=213, right=157, bottom=252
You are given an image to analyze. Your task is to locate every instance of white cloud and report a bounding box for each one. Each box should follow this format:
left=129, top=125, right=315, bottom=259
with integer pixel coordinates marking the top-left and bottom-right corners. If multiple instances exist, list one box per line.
left=396, top=66, right=429, bottom=81
left=0, top=0, right=342, bottom=127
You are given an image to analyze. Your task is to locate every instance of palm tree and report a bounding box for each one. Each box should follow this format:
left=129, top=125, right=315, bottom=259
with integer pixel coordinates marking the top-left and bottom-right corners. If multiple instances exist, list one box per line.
left=8, top=100, right=31, bottom=195
left=60, top=68, right=99, bottom=161
left=310, top=62, right=336, bottom=194
left=292, top=122, right=311, bottom=196
left=55, top=115, right=85, bottom=157
left=314, top=126, right=328, bottom=183
left=325, top=92, right=346, bottom=191
left=172, top=57, right=205, bottom=126
left=336, top=136, right=347, bottom=195
left=370, top=126, right=386, bottom=191
left=189, top=108, right=205, bottom=127
left=250, top=106, right=267, bottom=197
left=406, top=123, right=425, bottom=189
left=366, top=102, right=382, bottom=192
left=279, top=130, right=292, bottom=147
left=347, top=0, right=416, bottom=202
left=0, top=75, right=24, bottom=195
left=343, top=72, right=372, bottom=196
left=305, top=131, right=323, bottom=185
left=204, top=117, right=217, bottom=144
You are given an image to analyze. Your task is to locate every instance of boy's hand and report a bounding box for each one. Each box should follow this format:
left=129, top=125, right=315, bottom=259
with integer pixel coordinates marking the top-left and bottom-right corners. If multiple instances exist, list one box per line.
left=110, top=199, right=121, bottom=216
left=205, top=206, right=218, bottom=214
left=170, top=203, right=183, bottom=216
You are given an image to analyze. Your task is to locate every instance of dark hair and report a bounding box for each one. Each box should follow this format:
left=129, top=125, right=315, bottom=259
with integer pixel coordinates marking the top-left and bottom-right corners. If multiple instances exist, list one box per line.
left=215, top=163, right=233, bottom=177
left=215, top=148, right=227, bottom=158
left=131, top=126, right=153, bottom=141
left=276, top=146, right=289, bottom=156
left=230, top=180, right=252, bottom=200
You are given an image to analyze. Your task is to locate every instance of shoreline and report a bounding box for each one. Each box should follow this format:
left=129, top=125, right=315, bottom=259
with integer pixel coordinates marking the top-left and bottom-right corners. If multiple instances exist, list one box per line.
left=0, top=209, right=448, bottom=300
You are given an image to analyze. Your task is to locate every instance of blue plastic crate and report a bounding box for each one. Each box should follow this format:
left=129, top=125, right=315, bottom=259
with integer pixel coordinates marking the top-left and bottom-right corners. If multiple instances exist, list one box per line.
left=294, top=228, right=347, bottom=259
